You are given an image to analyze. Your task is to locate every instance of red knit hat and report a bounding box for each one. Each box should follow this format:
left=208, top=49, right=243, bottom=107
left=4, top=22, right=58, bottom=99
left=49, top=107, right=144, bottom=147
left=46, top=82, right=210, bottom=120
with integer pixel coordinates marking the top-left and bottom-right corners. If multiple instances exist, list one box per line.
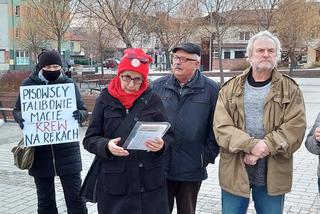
left=117, top=48, right=153, bottom=80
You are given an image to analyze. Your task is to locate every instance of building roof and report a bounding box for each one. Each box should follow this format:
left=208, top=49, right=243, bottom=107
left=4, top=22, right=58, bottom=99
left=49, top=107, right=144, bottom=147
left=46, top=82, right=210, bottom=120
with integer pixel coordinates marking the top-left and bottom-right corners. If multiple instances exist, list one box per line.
left=200, top=9, right=270, bottom=26
left=64, top=32, right=86, bottom=41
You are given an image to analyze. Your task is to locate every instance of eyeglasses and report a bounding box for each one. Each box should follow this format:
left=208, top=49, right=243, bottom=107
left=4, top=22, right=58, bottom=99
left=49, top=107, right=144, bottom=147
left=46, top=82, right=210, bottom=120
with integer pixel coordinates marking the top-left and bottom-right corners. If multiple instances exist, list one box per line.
left=172, top=55, right=199, bottom=63
left=120, top=75, right=143, bottom=84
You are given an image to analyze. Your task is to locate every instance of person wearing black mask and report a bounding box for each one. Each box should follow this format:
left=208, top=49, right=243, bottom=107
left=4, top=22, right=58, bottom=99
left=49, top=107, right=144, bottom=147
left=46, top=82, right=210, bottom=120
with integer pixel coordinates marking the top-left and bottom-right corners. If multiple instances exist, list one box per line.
left=38, top=49, right=65, bottom=82
left=12, top=50, right=88, bottom=214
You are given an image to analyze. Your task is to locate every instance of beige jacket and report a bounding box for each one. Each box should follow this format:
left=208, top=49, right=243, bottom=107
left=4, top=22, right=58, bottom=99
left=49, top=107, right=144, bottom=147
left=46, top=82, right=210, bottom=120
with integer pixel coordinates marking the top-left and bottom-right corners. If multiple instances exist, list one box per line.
left=213, top=68, right=306, bottom=198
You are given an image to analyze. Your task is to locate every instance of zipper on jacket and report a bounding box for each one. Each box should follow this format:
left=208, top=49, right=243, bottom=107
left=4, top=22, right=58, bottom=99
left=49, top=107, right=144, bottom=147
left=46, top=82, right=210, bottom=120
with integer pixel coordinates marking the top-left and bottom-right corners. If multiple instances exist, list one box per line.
left=51, top=145, right=57, bottom=176
left=200, top=154, right=204, bottom=168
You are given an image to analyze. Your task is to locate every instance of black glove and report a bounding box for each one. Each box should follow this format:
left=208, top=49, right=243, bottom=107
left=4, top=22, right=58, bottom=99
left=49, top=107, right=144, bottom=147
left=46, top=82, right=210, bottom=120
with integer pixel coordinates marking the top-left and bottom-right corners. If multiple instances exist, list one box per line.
left=13, top=111, right=25, bottom=129
left=18, top=118, right=25, bottom=129
left=73, top=110, right=87, bottom=123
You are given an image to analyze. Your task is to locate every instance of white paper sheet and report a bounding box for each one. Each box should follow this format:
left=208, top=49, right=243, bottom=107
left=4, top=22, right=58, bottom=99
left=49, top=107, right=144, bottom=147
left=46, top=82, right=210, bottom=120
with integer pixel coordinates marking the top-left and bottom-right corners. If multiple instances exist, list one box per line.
left=122, top=121, right=170, bottom=150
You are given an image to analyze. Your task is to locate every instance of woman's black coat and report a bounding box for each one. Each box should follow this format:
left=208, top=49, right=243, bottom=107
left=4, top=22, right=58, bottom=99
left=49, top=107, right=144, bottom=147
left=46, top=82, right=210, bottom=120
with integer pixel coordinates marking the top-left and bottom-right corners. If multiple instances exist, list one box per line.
left=83, top=88, right=172, bottom=214
left=13, top=68, right=88, bottom=177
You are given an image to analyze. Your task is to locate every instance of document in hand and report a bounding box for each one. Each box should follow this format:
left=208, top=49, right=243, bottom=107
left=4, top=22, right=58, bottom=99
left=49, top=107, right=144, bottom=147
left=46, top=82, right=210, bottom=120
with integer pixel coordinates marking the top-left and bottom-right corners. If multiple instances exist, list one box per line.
left=122, top=121, right=170, bottom=150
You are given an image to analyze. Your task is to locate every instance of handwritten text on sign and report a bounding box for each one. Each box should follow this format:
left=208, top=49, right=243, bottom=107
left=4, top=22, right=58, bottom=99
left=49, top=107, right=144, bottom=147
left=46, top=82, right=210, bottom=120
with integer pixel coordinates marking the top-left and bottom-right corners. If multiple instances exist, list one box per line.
left=20, top=83, right=79, bottom=147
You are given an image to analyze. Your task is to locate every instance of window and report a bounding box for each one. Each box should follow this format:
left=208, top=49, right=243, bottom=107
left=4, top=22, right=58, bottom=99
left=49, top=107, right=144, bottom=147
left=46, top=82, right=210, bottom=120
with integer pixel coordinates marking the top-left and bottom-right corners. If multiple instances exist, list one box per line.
left=212, top=49, right=219, bottom=59
left=235, top=51, right=245, bottom=58
left=26, top=7, right=31, bottom=17
left=15, top=5, right=20, bottom=16
left=0, top=51, right=5, bottom=64
left=239, top=32, right=250, bottom=41
left=16, top=51, right=30, bottom=65
left=70, top=42, right=74, bottom=52
left=224, top=51, right=231, bottom=59
left=15, top=28, right=20, bottom=38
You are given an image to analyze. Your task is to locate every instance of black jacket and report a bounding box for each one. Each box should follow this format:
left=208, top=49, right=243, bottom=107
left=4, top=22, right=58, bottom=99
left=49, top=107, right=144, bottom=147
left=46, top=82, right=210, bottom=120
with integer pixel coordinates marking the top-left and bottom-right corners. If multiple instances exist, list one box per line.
left=152, top=70, right=220, bottom=181
left=13, top=67, right=88, bottom=177
left=83, top=88, right=172, bottom=214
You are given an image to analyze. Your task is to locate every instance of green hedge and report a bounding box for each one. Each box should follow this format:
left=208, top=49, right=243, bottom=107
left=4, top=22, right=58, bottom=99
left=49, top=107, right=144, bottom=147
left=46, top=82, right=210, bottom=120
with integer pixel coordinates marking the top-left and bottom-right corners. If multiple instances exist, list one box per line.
left=74, top=58, right=89, bottom=65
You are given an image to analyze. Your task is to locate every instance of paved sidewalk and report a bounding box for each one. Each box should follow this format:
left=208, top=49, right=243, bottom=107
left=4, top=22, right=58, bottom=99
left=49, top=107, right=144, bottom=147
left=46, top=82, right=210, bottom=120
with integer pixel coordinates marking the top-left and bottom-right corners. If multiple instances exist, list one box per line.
left=0, top=78, right=319, bottom=214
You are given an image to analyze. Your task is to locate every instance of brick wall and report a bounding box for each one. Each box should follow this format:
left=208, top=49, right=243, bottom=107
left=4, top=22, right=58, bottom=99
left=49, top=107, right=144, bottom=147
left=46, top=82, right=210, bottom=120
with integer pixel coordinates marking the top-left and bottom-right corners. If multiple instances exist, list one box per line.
left=212, top=58, right=249, bottom=71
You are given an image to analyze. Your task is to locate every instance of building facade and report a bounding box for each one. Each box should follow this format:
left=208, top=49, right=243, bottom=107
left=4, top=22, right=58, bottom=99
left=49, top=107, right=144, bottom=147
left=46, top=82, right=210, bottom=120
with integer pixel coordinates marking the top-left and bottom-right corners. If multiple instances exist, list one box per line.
left=0, top=0, right=10, bottom=71
left=8, top=0, right=32, bottom=70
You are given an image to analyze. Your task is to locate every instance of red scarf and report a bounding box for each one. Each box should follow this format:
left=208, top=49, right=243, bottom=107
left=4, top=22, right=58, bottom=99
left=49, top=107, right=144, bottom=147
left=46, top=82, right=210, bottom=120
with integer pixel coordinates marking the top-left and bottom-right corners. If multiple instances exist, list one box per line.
left=108, top=76, right=148, bottom=109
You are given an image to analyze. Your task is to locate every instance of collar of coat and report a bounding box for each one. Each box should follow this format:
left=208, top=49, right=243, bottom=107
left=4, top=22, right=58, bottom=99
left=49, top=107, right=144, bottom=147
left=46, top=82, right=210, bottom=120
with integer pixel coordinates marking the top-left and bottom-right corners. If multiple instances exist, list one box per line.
left=165, top=70, right=206, bottom=93
left=221, top=67, right=283, bottom=94
left=240, top=67, right=282, bottom=84
left=101, top=87, right=152, bottom=110
left=219, top=66, right=301, bottom=115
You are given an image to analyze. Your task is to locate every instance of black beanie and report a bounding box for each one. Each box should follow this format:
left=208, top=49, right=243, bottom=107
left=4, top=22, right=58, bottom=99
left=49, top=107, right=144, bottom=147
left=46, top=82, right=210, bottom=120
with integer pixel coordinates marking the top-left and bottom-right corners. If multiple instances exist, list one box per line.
left=38, top=50, right=63, bottom=69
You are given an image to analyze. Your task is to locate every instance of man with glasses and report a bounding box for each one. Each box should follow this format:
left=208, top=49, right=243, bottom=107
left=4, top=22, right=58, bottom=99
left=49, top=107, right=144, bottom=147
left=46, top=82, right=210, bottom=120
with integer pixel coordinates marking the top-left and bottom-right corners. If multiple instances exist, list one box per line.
left=152, top=42, right=220, bottom=214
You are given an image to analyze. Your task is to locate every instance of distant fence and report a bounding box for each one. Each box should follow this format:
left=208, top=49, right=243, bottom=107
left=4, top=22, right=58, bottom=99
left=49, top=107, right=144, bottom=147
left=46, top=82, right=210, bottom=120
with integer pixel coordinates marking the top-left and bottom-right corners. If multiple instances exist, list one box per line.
left=149, top=69, right=320, bottom=78
left=148, top=69, right=320, bottom=78
left=203, top=69, right=320, bottom=78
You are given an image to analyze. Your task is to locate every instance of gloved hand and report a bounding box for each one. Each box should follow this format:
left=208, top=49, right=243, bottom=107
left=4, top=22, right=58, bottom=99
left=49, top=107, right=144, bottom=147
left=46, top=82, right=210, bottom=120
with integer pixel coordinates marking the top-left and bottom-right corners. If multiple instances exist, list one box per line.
left=13, top=111, right=25, bottom=129
left=73, top=110, right=87, bottom=123
left=18, top=119, right=25, bottom=129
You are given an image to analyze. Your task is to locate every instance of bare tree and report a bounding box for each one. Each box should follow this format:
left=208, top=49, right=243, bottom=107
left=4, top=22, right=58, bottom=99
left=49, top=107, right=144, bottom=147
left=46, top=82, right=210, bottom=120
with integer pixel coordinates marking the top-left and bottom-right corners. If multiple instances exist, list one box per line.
left=18, top=3, right=48, bottom=64
left=250, top=0, right=281, bottom=31
left=84, top=18, right=120, bottom=75
left=27, top=0, right=79, bottom=53
left=275, top=0, right=320, bottom=74
left=141, top=0, right=196, bottom=69
left=197, top=0, right=249, bottom=84
left=79, top=0, right=154, bottom=48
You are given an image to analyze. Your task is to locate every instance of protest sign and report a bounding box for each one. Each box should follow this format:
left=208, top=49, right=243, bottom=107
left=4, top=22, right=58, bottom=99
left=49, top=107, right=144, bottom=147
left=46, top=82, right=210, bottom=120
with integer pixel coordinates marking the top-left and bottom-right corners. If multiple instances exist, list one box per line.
left=20, top=83, right=79, bottom=147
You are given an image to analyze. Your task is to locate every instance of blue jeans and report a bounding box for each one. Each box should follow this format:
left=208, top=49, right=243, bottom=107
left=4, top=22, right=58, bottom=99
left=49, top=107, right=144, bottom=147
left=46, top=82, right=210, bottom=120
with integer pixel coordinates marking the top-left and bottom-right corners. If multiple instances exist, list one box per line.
left=318, top=178, right=320, bottom=193
left=222, top=186, right=284, bottom=214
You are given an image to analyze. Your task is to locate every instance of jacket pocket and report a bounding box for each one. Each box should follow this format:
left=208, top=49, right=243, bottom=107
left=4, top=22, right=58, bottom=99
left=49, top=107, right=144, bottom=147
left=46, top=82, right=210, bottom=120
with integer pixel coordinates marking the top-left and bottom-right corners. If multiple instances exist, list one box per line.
left=219, top=152, right=249, bottom=194
left=191, top=93, right=210, bottom=104
left=268, top=155, right=293, bottom=193
left=200, top=153, right=205, bottom=168
left=103, top=109, right=123, bottom=136
left=171, top=149, right=202, bottom=174
left=103, top=109, right=122, bottom=119
left=143, top=161, right=165, bottom=191
left=139, top=109, right=160, bottom=120
left=101, top=160, right=127, bottom=195
left=273, top=94, right=291, bottom=106
left=273, top=95, right=290, bottom=128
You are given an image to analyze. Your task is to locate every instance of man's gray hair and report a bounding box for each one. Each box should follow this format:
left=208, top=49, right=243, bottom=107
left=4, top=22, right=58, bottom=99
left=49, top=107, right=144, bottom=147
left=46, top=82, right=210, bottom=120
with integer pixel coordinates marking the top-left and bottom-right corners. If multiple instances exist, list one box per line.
left=246, top=30, right=282, bottom=62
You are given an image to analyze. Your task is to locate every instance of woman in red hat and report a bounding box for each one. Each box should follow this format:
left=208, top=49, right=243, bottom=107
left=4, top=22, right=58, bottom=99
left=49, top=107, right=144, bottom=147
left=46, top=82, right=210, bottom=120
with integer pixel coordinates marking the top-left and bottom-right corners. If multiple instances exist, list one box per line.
left=83, top=48, right=172, bottom=214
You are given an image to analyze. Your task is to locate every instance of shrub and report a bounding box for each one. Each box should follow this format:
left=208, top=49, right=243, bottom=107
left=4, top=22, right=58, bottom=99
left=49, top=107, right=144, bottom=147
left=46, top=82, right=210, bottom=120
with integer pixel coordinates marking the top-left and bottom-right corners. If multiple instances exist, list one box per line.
left=0, top=70, right=31, bottom=92
left=230, top=61, right=250, bottom=71
left=74, top=58, right=89, bottom=65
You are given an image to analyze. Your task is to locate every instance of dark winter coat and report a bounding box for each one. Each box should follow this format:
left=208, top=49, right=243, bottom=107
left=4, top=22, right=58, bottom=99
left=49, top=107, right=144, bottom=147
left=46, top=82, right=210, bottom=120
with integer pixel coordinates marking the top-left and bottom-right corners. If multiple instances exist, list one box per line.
left=83, top=88, right=172, bottom=214
left=13, top=67, right=88, bottom=177
left=152, top=70, right=220, bottom=181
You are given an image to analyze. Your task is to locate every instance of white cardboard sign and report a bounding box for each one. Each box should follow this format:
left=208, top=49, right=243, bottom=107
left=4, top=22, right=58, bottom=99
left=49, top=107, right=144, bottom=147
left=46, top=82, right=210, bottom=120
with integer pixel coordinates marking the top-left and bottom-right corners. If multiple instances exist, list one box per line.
left=20, top=83, right=79, bottom=147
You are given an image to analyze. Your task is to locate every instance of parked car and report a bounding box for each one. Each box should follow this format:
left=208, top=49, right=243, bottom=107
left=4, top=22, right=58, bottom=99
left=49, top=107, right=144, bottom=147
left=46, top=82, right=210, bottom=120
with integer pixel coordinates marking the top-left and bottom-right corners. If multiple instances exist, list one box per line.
left=103, top=58, right=119, bottom=69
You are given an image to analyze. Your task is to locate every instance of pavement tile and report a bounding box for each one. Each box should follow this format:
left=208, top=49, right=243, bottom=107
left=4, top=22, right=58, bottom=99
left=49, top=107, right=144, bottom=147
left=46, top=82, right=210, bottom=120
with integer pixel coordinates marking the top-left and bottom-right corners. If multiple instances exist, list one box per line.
left=0, top=78, right=319, bottom=214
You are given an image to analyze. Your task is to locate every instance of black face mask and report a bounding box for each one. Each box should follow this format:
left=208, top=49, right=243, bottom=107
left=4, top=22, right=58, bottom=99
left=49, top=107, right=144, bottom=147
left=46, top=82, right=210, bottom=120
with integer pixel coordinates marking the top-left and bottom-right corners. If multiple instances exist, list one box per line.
left=42, top=69, right=61, bottom=82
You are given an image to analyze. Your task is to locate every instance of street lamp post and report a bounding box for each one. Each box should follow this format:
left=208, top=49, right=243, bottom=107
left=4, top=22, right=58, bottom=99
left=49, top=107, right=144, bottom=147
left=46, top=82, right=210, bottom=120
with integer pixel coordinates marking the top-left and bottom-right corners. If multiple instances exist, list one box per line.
left=11, top=0, right=16, bottom=70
